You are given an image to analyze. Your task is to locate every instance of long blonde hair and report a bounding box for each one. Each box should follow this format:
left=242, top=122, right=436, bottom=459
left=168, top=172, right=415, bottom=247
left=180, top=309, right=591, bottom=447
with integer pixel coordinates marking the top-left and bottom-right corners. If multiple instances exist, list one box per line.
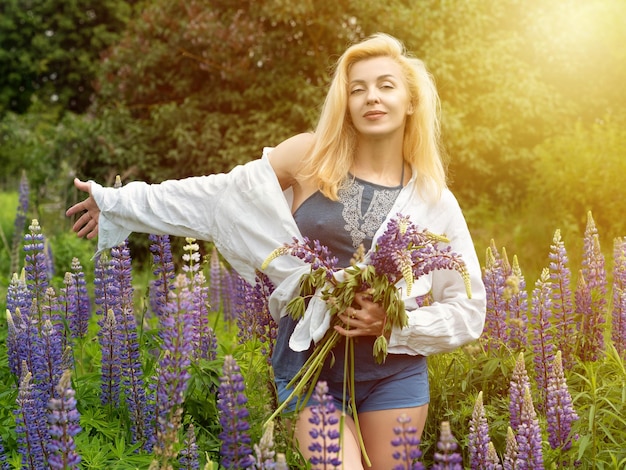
left=303, top=33, right=447, bottom=200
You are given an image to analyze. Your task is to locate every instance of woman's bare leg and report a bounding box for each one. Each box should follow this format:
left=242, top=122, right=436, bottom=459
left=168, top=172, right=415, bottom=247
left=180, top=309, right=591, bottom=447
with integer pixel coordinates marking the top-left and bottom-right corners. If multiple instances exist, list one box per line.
left=292, top=407, right=365, bottom=470
left=358, top=404, right=429, bottom=469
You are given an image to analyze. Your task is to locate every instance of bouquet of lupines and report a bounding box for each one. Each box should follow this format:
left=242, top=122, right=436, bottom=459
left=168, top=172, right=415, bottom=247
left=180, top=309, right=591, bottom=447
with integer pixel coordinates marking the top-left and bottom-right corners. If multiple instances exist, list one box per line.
left=263, top=214, right=472, bottom=420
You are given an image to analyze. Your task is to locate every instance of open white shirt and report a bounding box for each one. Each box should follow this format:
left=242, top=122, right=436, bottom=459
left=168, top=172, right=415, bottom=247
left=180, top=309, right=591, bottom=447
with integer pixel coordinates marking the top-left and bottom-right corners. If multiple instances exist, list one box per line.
left=91, top=149, right=486, bottom=355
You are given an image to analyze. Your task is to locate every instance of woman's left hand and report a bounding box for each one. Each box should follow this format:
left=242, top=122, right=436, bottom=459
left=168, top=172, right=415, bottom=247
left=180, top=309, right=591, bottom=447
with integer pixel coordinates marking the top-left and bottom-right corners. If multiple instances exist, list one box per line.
left=334, top=292, right=387, bottom=338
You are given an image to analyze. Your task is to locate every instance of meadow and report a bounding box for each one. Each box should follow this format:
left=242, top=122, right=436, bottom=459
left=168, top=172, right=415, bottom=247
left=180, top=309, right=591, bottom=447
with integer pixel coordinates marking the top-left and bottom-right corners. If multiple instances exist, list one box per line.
left=0, top=179, right=625, bottom=470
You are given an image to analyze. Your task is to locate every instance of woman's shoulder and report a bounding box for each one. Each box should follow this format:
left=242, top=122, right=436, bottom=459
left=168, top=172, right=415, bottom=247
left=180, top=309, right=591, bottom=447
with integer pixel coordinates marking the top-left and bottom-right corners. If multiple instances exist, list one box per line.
left=267, top=132, right=316, bottom=189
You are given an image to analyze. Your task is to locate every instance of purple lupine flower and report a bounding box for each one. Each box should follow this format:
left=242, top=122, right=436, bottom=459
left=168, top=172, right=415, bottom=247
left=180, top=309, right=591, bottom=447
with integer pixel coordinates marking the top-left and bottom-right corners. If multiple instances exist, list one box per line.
left=546, top=351, right=579, bottom=450
left=23, top=219, right=50, bottom=323
left=391, top=413, right=424, bottom=470
left=578, top=212, right=607, bottom=360
left=217, top=355, right=255, bottom=469
left=469, top=391, right=500, bottom=469
left=153, top=300, right=195, bottom=454
left=515, top=386, right=544, bottom=469
left=10, top=170, right=30, bottom=274
left=574, top=272, right=602, bottom=362
left=7, top=307, right=38, bottom=382
left=70, top=258, right=91, bottom=337
left=209, top=246, right=223, bottom=312
left=253, top=420, right=277, bottom=470
left=431, top=421, right=463, bottom=470
left=179, top=424, right=200, bottom=470
left=100, top=309, right=121, bottom=406
left=509, top=352, right=531, bottom=432
left=14, top=366, right=48, bottom=469
left=94, top=252, right=118, bottom=321
left=482, top=246, right=509, bottom=351
left=548, top=230, right=576, bottom=368
left=110, top=241, right=153, bottom=448
left=226, top=270, right=246, bottom=326
left=612, top=237, right=626, bottom=358
left=307, top=381, right=342, bottom=469
left=6, top=310, right=21, bottom=377
left=59, top=272, right=78, bottom=349
left=506, top=255, right=529, bottom=352
left=369, top=214, right=469, bottom=295
left=34, top=319, right=64, bottom=402
left=192, top=270, right=218, bottom=361
left=237, top=271, right=278, bottom=363
left=47, top=370, right=81, bottom=469
left=148, top=234, right=176, bottom=318
left=487, top=442, right=502, bottom=469
left=529, top=268, right=555, bottom=404
left=503, top=426, right=518, bottom=470
left=6, top=269, right=31, bottom=319
left=265, top=236, right=339, bottom=280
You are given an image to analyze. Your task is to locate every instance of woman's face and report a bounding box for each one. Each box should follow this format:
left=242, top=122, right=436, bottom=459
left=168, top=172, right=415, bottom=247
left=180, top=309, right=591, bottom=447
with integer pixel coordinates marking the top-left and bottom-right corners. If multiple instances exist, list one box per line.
left=347, top=56, right=412, bottom=140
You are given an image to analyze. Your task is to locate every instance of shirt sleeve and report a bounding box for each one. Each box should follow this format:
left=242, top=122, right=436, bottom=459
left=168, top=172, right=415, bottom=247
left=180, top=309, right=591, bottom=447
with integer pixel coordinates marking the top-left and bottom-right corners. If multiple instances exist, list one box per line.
left=91, top=153, right=305, bottom=285
left=387, top=189, right=486, bottom=356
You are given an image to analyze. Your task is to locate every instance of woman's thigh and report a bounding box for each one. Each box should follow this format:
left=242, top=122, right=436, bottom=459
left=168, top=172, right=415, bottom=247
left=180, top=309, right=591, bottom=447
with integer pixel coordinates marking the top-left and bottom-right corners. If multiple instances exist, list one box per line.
left=358, top=404, right=429, bottom=470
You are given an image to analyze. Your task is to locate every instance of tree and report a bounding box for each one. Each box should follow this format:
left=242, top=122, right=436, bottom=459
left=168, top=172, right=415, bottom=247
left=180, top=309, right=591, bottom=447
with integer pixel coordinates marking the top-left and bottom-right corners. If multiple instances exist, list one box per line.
left=0, top=0, right=136, bottom=115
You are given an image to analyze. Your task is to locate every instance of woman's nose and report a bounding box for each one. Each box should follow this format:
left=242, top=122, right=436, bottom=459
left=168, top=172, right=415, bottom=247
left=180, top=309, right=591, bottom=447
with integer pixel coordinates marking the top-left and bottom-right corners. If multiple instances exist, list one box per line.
left=366, top=86, right=380, bottom=104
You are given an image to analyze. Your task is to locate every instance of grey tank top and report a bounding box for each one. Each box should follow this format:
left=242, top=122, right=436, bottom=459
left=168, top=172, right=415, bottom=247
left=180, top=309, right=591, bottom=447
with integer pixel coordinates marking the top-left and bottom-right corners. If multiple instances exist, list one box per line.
left=293, top=175, right=402, bottom=266
left=272, top=175, right=427, bottom=383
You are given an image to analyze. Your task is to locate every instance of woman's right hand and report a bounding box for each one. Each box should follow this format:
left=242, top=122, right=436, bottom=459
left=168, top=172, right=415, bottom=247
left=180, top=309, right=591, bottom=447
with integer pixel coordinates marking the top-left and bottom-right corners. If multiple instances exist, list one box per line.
left=65, top=178, right=100, bottom=239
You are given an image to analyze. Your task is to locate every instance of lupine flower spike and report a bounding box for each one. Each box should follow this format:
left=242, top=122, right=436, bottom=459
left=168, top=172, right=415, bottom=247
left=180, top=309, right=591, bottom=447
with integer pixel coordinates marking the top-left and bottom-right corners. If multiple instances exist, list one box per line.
left=578, top=212, right=607, bottom=361
left=253, top=420, right=277, bottom=470
left=529, top=268, right=555, bottom=405
left=432, top=421, right=463, bottom=470
left=546, top=351, right=579, bottom=450
left=237, top=271, right=278, bottom=363
left=11, top=170, right=30, bottom=274
left=503, top=426, right=518, bottom=470
left=23, top=219, right=50, bottom=323
left=47, top=370, right=81, bottom=469
left=14, top=365, right=48, bottom=468
left=110, top=242, right=153, bottom=448
left=154, top=300, right=195, bottom=457
left=391, top=413, right=424, bottom=470
left=509, top=352, right=531, bottom=432
left=516, top=386, right=544, bottom=469
left=217, top=355, right=255, bottom=469
left=482, top=245, right=508, bottom=351
left=178, top=424, right=200, bottom=470
left=612, top=237, right=626, bottom=357
left=507, top=254, right=528, bottom=351
left=469, top=391, right=500, bottom=469
left=548, top=230, right=575, bottom=367
left=148, top=234, right=176, bottom=318
left=307, top=381, right=342, bottom=469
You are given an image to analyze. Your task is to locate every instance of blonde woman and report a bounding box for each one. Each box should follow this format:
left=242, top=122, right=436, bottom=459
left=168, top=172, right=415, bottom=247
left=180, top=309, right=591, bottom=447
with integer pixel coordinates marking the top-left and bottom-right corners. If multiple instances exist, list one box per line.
left=68, top=33, right=486, bottom=469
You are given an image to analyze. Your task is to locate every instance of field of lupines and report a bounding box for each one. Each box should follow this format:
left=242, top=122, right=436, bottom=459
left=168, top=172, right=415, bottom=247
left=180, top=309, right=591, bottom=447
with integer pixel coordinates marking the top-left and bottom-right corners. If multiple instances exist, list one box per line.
left=0, top=177, right=625, bottom=469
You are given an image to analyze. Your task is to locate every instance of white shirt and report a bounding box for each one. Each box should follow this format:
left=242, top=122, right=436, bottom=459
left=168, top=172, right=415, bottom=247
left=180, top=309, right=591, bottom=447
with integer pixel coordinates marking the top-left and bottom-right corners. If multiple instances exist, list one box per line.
left=91, top=149, right=486, bottom=356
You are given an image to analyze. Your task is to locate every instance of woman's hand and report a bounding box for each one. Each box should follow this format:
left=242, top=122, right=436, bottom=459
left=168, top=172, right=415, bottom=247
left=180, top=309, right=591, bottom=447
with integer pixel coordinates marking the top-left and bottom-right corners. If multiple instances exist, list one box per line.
left=65, top=178, right=100, bottom=239
left=334, top=292, right=388, bottom=338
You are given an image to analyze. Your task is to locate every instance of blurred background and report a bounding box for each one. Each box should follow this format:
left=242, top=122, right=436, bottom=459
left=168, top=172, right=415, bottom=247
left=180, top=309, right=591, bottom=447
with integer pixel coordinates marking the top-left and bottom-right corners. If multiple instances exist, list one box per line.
left=1, top=0, right=625, bottom=283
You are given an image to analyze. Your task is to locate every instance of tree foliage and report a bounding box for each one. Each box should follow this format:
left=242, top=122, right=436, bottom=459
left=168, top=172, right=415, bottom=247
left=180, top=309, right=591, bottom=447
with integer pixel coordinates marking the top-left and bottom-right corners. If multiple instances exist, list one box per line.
left=0, top=0, right=135, bottom=115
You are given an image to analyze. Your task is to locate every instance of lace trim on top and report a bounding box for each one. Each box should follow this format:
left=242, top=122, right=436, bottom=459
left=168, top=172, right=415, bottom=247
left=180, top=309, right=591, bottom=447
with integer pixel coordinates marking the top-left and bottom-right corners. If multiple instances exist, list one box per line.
left=339, top=176, right=402, bottom=249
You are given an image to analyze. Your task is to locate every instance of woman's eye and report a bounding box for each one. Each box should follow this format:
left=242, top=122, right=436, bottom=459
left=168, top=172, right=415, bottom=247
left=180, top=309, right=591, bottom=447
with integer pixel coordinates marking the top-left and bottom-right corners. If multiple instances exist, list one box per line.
left=350, top=88, right=365, bottom=95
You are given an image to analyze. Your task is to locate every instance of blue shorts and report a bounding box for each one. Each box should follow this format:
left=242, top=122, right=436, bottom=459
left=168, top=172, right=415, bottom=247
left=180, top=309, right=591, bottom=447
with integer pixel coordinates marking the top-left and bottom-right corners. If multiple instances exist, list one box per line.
left=275, top=362, right=430, bottom=415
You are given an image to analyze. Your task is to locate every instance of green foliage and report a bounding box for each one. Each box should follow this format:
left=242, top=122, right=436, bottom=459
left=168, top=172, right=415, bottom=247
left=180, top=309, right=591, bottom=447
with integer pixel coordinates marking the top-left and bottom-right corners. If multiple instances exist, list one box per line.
left=526, top=116, right=626, bottom=250
left=0, top=0, right=135, bottom=115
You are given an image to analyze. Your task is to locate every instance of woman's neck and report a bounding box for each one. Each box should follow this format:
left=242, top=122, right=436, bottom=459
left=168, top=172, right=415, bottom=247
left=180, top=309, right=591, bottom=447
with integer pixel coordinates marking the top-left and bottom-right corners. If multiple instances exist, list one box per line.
left=351, top=137, right=405, bottom=186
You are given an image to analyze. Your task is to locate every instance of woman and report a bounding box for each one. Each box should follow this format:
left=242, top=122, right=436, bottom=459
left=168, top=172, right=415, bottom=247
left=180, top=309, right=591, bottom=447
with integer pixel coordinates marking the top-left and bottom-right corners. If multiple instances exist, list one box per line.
left=67, top=33, right=486, bottom=469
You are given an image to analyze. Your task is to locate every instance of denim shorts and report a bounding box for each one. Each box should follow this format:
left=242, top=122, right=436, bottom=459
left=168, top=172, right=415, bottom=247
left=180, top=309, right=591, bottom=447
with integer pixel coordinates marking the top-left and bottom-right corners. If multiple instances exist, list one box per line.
left=275, top=361, right=430, bottom=414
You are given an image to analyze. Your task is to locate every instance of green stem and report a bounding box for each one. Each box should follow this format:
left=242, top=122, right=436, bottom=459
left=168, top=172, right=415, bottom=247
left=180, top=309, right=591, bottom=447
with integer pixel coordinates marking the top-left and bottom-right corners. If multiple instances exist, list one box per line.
left=348, top=338, right=371, bottom=467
